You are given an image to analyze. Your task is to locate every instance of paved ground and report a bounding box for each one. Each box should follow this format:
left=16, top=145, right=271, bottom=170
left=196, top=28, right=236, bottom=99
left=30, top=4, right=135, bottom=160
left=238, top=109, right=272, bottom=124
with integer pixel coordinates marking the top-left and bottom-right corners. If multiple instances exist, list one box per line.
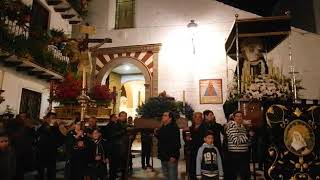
left=24, top=139, right=265, bottom=180
left=25, top=158, right=265, bottom=180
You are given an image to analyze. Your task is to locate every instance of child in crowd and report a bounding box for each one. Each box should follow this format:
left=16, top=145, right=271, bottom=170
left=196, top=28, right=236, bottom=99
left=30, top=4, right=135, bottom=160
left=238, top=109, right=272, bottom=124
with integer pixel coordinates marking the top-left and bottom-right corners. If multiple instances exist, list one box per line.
left=196, top=131, right=223, bottom=180
left=65, top=122, right=94, bottom=180
left=91, top=128, right=109, bottom=180
left=0, top=130, right=16, bottom=180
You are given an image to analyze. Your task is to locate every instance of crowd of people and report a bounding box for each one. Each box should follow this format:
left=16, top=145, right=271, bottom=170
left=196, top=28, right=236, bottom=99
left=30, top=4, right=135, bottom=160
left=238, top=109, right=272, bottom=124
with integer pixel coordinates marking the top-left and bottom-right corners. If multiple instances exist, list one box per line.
left=0, top=111, right=135, bottom=180
left=0, top=109, right=260, bottom=180
left=155, top=110, right=254, bottom=180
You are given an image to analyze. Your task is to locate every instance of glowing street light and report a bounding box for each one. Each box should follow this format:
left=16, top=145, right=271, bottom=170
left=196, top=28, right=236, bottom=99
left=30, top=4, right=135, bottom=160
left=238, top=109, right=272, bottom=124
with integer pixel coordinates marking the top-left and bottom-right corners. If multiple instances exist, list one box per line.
left=187, top=20, right=198, bottom=54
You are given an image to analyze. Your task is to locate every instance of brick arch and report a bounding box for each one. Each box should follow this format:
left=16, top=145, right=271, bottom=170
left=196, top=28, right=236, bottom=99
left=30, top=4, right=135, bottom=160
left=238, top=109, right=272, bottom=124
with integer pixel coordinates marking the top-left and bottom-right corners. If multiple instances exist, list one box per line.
left=91, top=44, right=161, bottom=98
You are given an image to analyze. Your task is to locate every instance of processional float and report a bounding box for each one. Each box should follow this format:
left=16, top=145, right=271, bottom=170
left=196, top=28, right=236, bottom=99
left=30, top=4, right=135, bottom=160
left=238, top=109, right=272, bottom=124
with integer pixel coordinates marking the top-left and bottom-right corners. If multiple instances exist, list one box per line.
left=224, top=14, right=320, bottom=179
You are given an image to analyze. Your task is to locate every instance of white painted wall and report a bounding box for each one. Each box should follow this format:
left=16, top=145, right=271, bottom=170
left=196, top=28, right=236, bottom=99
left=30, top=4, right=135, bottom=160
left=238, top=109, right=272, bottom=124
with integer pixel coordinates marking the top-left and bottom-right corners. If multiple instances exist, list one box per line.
left=268, top=28, right=320, bottom=99
left=121, top=74, right=145, bottom=84
left=87, top=0, right=320, bottom=123
left=0, top=66, right=52, bottom=118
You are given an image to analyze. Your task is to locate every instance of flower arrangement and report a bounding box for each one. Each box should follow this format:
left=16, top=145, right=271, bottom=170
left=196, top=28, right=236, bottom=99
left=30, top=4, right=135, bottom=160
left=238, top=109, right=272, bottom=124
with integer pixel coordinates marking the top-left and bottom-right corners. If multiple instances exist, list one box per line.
left=53, top=73, right=82, bottom=104
left=228, top=75, right=291, bottom=101
left=90, top=84, right=113, bottom=106
left=53, top=74, right=113, bottom=106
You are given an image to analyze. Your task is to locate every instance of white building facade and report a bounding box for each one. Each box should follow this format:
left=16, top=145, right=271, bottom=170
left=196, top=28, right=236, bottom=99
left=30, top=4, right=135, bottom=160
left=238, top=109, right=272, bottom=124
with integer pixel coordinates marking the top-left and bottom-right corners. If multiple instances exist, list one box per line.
left=84, top=0, right=320, bottom=123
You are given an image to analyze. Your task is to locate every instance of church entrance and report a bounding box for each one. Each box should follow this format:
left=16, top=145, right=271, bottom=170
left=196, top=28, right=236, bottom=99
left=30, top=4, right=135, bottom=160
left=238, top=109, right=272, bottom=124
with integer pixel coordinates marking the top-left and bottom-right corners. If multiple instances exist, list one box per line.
left=93, top=43, right=161, bottom=115
left=104, top=62, right=146, bottom=117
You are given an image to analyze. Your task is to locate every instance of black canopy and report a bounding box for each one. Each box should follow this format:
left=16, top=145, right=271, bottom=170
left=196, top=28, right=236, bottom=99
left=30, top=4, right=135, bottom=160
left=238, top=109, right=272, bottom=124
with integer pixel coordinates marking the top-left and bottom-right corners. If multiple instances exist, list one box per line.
left=225, top=16, right=291, bottom=60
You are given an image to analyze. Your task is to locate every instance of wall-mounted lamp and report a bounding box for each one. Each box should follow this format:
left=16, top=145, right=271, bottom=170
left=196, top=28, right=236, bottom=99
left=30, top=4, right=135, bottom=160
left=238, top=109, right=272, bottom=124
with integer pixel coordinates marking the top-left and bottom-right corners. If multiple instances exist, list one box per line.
left=187, top=20, right=198, bottom=54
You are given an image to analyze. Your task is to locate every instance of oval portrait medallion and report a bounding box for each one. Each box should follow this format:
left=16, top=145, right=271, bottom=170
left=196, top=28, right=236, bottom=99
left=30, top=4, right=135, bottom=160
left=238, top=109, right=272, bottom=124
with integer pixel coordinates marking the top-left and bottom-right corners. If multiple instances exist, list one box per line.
left=284, top=120, right=315, bottom=156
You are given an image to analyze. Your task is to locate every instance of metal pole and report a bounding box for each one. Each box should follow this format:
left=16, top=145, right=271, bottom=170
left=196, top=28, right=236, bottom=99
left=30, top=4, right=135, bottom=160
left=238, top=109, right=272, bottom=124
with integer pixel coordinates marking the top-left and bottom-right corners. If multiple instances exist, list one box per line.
left=235, top=14, right=240, bottom=110
left=288, top=31, right=297, bottom=101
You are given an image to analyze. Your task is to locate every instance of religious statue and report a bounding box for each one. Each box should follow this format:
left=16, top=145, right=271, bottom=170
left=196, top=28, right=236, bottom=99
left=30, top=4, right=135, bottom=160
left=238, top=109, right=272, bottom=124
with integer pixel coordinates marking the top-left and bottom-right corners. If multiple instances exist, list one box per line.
left=76, top=36, right=109, bottom=83
left=65, top=24, right=111, bottom=89
left=240, top=38, right=269, bottom=91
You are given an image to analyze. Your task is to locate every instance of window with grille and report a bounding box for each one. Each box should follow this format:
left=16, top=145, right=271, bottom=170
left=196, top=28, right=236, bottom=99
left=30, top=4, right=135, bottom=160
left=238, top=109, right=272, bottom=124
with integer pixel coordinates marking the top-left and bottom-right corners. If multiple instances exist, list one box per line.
left=115, top=0, right=135, bottom=29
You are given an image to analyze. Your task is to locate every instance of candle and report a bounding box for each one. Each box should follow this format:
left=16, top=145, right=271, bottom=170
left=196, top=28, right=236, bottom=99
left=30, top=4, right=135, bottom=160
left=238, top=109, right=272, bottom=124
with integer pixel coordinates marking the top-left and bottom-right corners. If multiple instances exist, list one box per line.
left=182, top=90, right=185, bottom=107
left=138, top=91, right=141, bottom=106
left=82, top=68, right=86, bottom=89
left=49, top=80, right=53, bottom=99
left=0, top=70, right=4, bottom=89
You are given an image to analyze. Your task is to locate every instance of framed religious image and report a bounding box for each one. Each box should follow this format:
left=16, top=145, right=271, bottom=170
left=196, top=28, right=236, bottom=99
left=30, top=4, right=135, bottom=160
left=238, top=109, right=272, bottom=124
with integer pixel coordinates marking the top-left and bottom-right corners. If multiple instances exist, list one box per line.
left=199, top=79, right=223, bottom=104
left=284, top=120, right=315, bottom=156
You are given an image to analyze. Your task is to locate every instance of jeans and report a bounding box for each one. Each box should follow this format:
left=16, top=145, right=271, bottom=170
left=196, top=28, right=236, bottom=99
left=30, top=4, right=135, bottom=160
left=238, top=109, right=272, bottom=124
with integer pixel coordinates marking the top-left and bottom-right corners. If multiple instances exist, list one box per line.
left=161, top=160, right=178, bottom=180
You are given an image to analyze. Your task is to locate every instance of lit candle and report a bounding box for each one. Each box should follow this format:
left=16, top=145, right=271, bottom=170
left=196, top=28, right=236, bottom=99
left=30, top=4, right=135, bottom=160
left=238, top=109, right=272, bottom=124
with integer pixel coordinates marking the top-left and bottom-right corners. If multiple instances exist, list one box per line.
left=82, top=68, right=86, bottom=89
left=0, top=70, right=4, bottom=89
left=183, top=90, right=185, bottom=107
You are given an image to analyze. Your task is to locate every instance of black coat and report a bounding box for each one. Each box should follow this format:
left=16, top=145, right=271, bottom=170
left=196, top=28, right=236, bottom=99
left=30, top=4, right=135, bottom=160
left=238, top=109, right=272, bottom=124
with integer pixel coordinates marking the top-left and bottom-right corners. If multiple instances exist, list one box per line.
left=65, top=131, right=95, bottom=169
left=36, top=123, right=64, bottom=164
left=93, top=138, right=109, bottom=162
left=156, top=122, right=181, bottom=161
left=6, top=121, right=36, bottom=172
left=0, top=148, right=16, bottom=180
left=206, top=122, right=224, bottom=151
left=101, top=121, right=127, bottom=144
left=189, top=123, right=208, bottom=156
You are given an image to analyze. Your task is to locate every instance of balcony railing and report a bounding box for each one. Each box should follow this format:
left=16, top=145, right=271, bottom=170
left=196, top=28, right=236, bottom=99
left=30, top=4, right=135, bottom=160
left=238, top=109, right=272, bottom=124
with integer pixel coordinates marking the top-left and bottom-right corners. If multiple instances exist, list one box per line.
left=0, top=14, right=69, bottom=76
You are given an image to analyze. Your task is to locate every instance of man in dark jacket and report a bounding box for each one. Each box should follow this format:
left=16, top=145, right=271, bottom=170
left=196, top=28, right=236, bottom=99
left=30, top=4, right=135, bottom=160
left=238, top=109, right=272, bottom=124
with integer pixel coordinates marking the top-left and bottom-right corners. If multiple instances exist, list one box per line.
left=155, top=112, right=181, bottom=180
left=185, top=112, right=208, bottom=179
left=101, top=113, right=127, bottom=180
left=36, top=112, right=64, bottom=180
left=6, top=112, right=36, bottom=180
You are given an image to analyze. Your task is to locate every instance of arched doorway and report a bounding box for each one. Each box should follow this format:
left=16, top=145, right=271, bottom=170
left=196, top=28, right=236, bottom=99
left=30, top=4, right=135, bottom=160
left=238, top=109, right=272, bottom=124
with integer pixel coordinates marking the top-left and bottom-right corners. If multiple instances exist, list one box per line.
left=96, top=57, right=150, bottom=116
left=92, top=43, right=161, bottom=114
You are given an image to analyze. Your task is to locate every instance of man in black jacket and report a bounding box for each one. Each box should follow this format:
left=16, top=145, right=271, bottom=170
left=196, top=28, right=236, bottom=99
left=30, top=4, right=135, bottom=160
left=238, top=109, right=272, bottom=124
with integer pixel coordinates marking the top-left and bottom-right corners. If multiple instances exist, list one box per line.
left=101, top=113, right=127, bottom=180
left=186, top=112, right=208, bottom=180
left=36, top=112, right=64, bottom=180
left=6, top=112, right=36, bottom=180
left=155, top=112, right=181, bottom=180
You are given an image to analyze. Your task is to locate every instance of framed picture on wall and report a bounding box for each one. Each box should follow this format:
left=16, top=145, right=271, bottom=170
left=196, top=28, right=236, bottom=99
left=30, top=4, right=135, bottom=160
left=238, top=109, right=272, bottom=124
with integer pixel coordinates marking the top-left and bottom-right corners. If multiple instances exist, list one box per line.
left=199, top=79, right=223, bottom=104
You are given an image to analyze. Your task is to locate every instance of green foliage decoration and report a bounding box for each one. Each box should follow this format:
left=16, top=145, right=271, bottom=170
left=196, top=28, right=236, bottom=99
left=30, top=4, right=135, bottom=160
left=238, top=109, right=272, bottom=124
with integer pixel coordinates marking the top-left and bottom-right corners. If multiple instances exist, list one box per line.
left=136, top=92, right=194, bottom=121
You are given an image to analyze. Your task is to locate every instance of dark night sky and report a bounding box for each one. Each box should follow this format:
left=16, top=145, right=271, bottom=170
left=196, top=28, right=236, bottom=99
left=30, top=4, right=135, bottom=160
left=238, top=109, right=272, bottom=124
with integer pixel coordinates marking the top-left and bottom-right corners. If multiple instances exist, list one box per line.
left=217, top=0, right=317, bottom=33
left=216, top=0, right=280, bottom=16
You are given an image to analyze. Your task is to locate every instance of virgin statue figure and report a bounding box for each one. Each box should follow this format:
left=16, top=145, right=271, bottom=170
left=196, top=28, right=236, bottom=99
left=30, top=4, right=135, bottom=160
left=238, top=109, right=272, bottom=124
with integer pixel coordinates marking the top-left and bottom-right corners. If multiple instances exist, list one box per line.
left=240, top=38, right=269, bottom=91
